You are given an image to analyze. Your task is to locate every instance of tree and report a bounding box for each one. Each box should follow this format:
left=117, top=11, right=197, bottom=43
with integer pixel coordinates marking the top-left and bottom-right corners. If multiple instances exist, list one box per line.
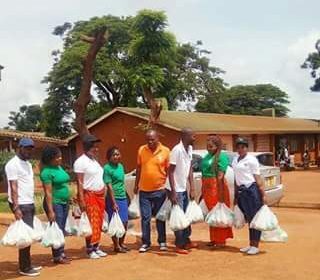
left=302, top=39, right=320, bottom=91
left=8, top=105, right=43, bottom=132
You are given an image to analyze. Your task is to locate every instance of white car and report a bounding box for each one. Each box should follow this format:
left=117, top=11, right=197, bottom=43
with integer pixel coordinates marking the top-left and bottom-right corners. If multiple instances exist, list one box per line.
left=125, top=150, right=284, bottom=213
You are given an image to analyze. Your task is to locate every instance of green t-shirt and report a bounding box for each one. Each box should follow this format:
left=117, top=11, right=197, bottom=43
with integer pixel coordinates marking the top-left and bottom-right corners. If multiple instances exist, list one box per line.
left=40, top=166, right=71, bottom=204
left=103, top=163, right=126, bottom=199
left=201, top=152, right=229, bottom=178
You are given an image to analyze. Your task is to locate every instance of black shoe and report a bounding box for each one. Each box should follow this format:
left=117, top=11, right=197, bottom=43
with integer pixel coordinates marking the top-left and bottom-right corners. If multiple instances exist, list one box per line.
left=19, top=268, right=40, bottom=277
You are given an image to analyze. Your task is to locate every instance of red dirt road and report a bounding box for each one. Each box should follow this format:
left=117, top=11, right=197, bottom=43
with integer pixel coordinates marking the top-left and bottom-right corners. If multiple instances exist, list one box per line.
left=0, top=207, right=319, bottom=280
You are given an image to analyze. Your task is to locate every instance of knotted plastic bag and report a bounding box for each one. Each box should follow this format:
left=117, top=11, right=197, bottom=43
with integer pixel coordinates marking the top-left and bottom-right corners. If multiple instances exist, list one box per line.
left=199, top=199, right=209, bottom=217
left=261, top=226, right=288, bottom=242
left=156, top=198, right=172, bottom=222
left=78, top=212, right=93, bottom=237
left=185, top=200, right=204, bottom=224
left=65, top=211, right=79, bottom=236
left=169, top=205, right=190, bottom=231
left=1, top=220, right=34, bottom=249
left=33, top=216, right=45, bottom=242
left=108, top=212, right=126, bottom=238
left=233, top=205, right=246, bottom=229
left=41, top=222, right=65, bottom=249
left=102, top=211, right=109, bottom=233
left=205, top=202, right=234, bottom=228
left=128, top=195, right=140, bottom=218
left=250, top=205, right=278, bottom=231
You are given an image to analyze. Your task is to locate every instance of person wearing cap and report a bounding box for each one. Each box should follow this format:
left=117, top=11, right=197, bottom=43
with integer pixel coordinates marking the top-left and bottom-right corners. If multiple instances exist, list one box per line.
left=73, top=134, right=107, bottom=259
left=232, top=138, right=266, bottom=255
left=5, top=138, right=42, bottom=277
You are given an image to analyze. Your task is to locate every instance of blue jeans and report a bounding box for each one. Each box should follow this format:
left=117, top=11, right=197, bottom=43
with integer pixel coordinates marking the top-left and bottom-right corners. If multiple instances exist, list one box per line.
left=139, top=190, right=167, bottom=246
left=174, top=191, right=192, bottom=247
left=237, top=183, right=263, bottom=242
left=9, top=203, right=35, bottom=272
left=43, top=201, right=69, bottom=260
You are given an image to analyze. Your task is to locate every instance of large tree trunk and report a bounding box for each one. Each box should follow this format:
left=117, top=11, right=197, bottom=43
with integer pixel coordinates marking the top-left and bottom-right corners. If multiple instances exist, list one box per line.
left=73, top=28, right=109, bottom=137
left=143, top=86, right=162, bottom=129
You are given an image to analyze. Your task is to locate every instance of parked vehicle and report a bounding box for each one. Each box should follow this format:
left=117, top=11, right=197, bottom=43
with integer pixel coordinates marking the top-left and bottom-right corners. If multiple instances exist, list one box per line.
left=125, top=150, right=284, bottom=214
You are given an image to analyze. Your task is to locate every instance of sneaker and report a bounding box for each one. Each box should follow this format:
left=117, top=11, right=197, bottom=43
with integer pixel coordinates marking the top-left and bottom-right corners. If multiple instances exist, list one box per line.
left=95, top=249, right=108, bottom=257
left=247, top=246, right=260, bottom=255
left=54, top=258, right=71, bottom=265
left=19, top=268, right=40, bottom=277
left=88, top=251, right=100, bottom=259
left=31, top=266, right=42, bottom=271
left=240, top=246, right=251, bottom=253
left=159, top=243, right=168, bottom=251
left=139, top=244, right=150, bottom=253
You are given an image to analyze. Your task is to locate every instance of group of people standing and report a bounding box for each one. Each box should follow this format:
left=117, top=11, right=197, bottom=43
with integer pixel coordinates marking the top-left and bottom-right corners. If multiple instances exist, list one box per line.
left=5, top=128, right=266, bottom=277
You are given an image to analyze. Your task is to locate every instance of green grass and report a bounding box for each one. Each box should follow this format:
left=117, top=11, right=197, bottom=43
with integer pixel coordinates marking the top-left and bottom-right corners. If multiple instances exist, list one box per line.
left=0, top=192, right=44, bottom=214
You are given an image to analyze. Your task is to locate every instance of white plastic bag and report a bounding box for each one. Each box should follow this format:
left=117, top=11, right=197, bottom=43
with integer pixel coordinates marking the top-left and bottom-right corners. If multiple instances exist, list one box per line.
left=185, top=200, right=204, bottom=224
left=65, top=212, right=79, bottom=236
left=128, top=195, right=140, bottom=218
left=102, top=211, right=109, bottom=233
left=169, top=205, right=190, bottom=231
left=199, top=199, right=209, bottom=217
left=78, top=212, right=93, bottom=237
left=1, top=220, right=34, bottom=249
left=156, top=198, right=172, bottom=222
left=41, top=222, right=65, bottom=249
left=108, top=212, right=126, bottom=238
left=233, top=205, right=246, bottom=229
left=261, top=226, right=288, bottom=242
left=205, top=203, right=234, bottom=228
left=33, top=216, right=45, bottom=242
left=250, top=205, right=278, bottom=231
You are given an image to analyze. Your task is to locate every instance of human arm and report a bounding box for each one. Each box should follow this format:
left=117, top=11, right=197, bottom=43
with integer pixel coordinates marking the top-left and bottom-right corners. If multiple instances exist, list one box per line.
left=42, top=183, right=56, bottom=221
left=106, top=184, right=119, bottom=211
left=188, top=165, right=196, bottom=200
left=217, top=171, right=225, bottom=203
left=75, top=173, right=86, bottom=212
left=8, top=180, right=23, bottom=220
left=134, top=165, right=141, bottom=194
left=168, top=164, right=178, bottom=204
left=249, top=157, right=266, bottom=204
left=254, top=174, right=266, bottom=204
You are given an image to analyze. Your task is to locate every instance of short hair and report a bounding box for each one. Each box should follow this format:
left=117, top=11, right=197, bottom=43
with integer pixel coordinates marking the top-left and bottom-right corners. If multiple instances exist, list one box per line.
left=106, top=146, right=119, bottom=161
left=41, top=145, right=61, bottom=166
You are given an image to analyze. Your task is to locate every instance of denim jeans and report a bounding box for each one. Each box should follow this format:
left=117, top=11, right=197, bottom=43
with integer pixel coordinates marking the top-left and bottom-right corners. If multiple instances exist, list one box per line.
left=9, top=203, right=35, bottom=272
left=174, top=191, right=191, bottom=247
left=237, top=183, right=263, bottom=242
left=43, top=201, right=69, bottom=260
left=139, top=190, right=167, bottom=246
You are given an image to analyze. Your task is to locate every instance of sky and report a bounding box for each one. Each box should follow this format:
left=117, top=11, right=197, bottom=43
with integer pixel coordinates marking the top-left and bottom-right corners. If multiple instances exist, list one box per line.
left=0, top=0, right=320, bottom=127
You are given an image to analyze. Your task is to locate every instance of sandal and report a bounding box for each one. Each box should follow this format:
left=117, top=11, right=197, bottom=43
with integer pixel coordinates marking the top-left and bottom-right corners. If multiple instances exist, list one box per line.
left=114, top=247, right=127, bottom=254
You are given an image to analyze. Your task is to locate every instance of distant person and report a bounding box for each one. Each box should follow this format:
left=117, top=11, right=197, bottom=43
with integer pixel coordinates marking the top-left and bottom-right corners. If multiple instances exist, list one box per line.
left=200, top=135, right=233, bottom=248
left=73, top=134, right=107, bottom=259
left=303, top=150, right=310, bottom=169
left=169, top=128, right=198, bottom=254
left=104, top=146, right=129, bottom=253
left=40, top=145, right=71, bottom=264
left=134, top=130, right=170, bottom=253
left=232, top=138, right=265, bottom=255
left=5, top=138, right=42, bottom=277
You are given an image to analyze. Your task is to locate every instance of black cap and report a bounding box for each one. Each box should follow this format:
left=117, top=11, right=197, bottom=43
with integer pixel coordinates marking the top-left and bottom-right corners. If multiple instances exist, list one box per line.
left=81, top=134, right=101, bottom=144
left=236, top=137, right=249, bottom=147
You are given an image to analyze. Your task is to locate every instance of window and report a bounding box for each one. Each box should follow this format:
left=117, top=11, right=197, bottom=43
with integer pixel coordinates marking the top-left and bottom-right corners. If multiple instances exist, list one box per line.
left=305, top=135, right=315, bottom=150
left=289, top=138, right=298, bottom=153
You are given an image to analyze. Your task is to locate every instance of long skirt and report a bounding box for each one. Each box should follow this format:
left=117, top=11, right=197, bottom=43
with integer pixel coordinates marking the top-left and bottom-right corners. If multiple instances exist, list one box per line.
left=84, top=189, right=105, bottom=245
left=202, top=177, right=233, bottom=244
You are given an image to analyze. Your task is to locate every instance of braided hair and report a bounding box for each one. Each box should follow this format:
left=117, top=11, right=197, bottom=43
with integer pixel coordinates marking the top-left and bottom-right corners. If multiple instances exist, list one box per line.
left=207, top=135, right=223, bottom=176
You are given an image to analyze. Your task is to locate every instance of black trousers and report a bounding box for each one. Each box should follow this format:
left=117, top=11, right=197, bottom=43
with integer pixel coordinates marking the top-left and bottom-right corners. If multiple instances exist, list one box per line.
left=9, top=203, right=35, bottom=272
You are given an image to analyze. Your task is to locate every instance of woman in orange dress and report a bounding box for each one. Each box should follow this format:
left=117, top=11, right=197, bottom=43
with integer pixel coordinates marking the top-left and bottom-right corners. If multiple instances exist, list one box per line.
left=201, top=135, right=233, bottom=248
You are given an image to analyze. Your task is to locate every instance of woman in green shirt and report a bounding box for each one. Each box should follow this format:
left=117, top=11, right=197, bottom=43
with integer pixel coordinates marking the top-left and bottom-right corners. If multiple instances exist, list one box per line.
left=104, top=146, right=129, bottom=253
left=40, top=146, right=71, bottom=265
left=201, top=135, right=233, bottom=248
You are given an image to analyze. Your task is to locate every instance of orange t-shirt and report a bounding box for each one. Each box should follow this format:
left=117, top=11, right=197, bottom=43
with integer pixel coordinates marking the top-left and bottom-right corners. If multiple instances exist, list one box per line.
left=137, top=143, right=170, bottom=192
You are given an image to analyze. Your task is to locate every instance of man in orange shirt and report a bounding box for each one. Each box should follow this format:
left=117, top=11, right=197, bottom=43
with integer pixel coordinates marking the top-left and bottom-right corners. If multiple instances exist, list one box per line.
left=134, top=129, right=170, bottom=253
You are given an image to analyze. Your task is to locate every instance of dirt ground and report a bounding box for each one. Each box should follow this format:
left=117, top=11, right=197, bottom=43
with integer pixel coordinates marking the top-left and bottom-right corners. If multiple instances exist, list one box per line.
left=0, top=207, right=319, bottom=280
left=1, top=170, right=320, bottom=280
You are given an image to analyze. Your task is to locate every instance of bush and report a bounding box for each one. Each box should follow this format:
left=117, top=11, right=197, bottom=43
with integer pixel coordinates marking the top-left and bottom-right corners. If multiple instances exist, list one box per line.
left=0, top=151, right=15, bottom=182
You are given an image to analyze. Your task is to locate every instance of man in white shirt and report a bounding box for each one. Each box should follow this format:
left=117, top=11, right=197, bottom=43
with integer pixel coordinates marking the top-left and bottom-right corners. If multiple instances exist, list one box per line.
left=73, top=134, right=107, bottom=260
left=5, top=138, right=41, bottom=277
left=169, top=128, right=198, bottom=254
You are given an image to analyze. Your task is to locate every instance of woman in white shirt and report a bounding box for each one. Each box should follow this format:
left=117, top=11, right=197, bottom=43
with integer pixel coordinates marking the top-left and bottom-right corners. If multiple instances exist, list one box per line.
left=73, top=134, right=107, bottom=259
left=232, top=138, right=265, bottom=256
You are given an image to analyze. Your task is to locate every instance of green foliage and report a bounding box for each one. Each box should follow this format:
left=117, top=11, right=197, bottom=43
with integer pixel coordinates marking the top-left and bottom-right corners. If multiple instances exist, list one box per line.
left=41, top=10, right=226, bottom=137
left=302, top=39, right=320, bottom=91
left=8, top=105, right=43, bottom=132
left=0, top=151, right=15, bottom=184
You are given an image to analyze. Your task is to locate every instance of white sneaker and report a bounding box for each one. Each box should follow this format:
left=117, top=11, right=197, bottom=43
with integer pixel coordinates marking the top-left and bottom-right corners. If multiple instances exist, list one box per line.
left=139, top=244, right=150, bottom=253
left=240, top=246, right=251, bottom=253
left=159, top=243, right=168, bottom=251
left=247, top=246, right=260, bottom=255
left=95, top=249, right=108, bottom=257
left=88, top=251, right=100, bottom=259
